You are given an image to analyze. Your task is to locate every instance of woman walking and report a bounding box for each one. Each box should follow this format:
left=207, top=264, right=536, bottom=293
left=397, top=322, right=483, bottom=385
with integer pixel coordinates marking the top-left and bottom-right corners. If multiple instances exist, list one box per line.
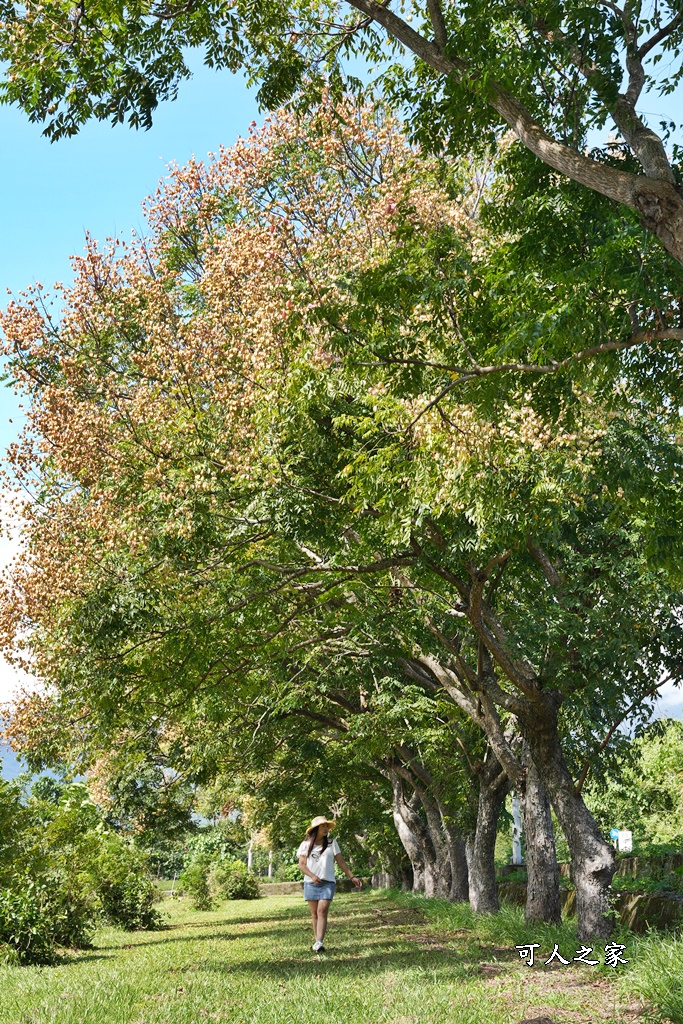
left=297, top=815, right=361, bottom=952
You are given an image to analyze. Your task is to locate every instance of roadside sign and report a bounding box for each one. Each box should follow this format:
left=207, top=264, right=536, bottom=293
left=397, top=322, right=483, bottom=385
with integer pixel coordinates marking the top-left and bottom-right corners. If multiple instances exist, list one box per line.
left=618, top=830, right=633, bottom=853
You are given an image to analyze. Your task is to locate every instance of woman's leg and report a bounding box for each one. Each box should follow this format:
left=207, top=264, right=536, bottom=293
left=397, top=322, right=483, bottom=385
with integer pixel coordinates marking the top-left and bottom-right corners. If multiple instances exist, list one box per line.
left=307, top=900, right=319, bottom=938
left=315, top=899, right=331, bottom=943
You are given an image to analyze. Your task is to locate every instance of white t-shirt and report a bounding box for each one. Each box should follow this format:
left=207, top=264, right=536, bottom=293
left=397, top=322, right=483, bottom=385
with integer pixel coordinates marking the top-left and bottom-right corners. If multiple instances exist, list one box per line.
left=297, top=837, right=340, bottom=882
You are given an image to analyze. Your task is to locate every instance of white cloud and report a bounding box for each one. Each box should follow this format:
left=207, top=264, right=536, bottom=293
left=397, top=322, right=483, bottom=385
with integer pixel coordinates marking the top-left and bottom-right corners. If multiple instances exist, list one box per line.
left=652, top=674, right=683, bottom=721
left=0, top=657, right=36, bottom=704
left=0, top=506, right=40, bottom=706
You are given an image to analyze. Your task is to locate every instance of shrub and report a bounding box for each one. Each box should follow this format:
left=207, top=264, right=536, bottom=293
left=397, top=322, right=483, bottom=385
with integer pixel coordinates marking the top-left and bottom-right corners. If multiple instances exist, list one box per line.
left=46, top=875, right=97, bottom=949
left=91, top=835, right=162, bottom=930
left=0, top=942, right=20, bottom=966
left=98, top=873, right=162, bottom=931
left=212, top=861, right=260, bottom=901
left=0, top=873, right=97, bottom=964
left=180, top=859, right=215, bottom=911
left=0, top=882, right=59, bottom=964
left=274, top=862, right=303, bottom=883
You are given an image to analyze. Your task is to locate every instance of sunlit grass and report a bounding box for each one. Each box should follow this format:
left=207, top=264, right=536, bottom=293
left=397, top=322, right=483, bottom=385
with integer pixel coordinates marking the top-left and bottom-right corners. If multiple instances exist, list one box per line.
left=0, top=890, right=659, bottom=1024
left=617, top=931, right=683, bottom=1024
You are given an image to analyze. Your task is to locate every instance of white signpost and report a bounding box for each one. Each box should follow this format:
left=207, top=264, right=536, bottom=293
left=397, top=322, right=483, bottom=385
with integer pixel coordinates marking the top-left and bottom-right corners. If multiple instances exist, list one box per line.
left=617, top=829, right=633, bottom=853
left=511, top=794, right=523, bottom=865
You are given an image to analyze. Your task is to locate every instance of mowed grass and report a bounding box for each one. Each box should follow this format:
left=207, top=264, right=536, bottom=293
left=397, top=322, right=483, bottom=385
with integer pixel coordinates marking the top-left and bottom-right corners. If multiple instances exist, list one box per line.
left=0, top=889, right=663, bottom=1024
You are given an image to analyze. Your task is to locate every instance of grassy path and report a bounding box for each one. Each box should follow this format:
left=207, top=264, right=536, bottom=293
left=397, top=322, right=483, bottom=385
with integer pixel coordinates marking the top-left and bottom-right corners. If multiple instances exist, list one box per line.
left=0, top=890, right=667, bottom=1024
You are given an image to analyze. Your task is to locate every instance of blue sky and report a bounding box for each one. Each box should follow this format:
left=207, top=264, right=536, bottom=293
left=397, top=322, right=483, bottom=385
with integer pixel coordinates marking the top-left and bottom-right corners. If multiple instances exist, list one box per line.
left=0, top=62, right=258, bottom=299
left=0, top=60, right=259, bottom=778
left=1, top=57, right=683, bottom=777
left=0, top=58, right=259, bottom=433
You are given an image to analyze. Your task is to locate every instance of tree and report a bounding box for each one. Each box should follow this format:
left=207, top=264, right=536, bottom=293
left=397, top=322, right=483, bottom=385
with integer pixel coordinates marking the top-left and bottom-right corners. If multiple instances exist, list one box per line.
left=262, top=275, right=683, bottom=937
left=2, top=100, right=682, bottom=939
left=2, top=2, right=683, bottom=267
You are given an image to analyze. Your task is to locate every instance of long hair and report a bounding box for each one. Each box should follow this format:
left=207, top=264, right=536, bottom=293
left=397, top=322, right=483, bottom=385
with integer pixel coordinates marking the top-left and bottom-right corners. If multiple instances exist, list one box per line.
left=307, top=827, right=329, bottom=857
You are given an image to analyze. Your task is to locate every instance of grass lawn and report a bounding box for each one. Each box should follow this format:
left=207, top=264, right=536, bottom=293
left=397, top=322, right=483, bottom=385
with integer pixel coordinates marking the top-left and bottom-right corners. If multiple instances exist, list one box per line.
left=0, top=889, right=675, bottom=1024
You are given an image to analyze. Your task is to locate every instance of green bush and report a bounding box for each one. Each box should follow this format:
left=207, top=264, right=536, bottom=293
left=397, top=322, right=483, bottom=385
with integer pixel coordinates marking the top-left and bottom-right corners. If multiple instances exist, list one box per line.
left=273, top=862, right=303, bottom=882
left=212, top=860, right=260, bottom=901
left=0, top=882, right=59, bottom=964
left=180, top=859, right=215, bottom=911
left=98, top=873, right=161, bottom=930
left=91, top=835, right=162, bottom=930
left=0, top=942, right=20, bottom=966
left=613, top=867, right=683, bottom=896
left=0, top=873, right=97, bottom=964
left=46, top=875, right=97, bottom=949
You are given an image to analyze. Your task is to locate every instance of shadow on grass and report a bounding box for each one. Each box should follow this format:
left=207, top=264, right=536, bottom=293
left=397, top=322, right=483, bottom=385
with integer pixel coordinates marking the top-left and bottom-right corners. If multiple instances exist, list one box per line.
left=62, top=951, right=117, bottom=965
left=91, top=904, right=312, bottom=952
left=82, top=898, right=523, bottom=985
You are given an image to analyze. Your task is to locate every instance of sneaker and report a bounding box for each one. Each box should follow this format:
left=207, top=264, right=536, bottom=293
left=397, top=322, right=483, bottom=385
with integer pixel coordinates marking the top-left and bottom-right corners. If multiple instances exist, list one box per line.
left=311, top=940, right=326, bottom=952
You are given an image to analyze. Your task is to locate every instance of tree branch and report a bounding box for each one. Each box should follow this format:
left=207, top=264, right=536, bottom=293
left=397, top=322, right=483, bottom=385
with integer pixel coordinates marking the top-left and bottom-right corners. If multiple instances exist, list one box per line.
left=288, top=707, right=349, bottom=732
left=573, top=671, right=681, bottom=794
left=526, top=539, right=565, bottom=592
left=467, top=572, right=539, bottom=699
left=637, top=12, right=683, bottom=60
left=375, top=328, right=683, bottom=423
left=426, top=0, right=447, bottom=53
left=343, top=0, right=683, bottom=264
left=423, top=329, right=683, bottom=384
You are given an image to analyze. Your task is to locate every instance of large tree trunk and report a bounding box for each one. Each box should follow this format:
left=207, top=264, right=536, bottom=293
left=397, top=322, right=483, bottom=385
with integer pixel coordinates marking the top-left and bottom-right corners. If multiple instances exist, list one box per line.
left=390, top=775, right=427, bottom=894
left=417, top=794, right=451, bottom=899
left=521, top=752, right=561, bottom=925
left=468, top=759, right=510, bottom=914
left=521, top=699, right=615, bottom=940
left=389, top=771, right=456, bottom=898
left=442, top=814, right=469, bottom=902
left=423, top=853, right=448, bottom=898
left=392, top=742, right=471, bottom=902
left=413, top=783, right=463, bottom=900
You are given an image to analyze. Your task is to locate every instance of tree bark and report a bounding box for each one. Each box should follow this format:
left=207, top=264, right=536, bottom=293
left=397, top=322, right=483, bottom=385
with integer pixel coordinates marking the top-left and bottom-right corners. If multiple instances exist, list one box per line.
left=521, top=752, right=561, bottom=925
left=468, top=759, right=510, bottom=914
left=412, top=781, right=464, bottom=900
left=414, top=785, right=451, bottom=898
left=345, top=0, right=683, bottom=267
left=442, top=815, right=469, bottom=902
left=389, top=770, right=458, bottom=899
left=392, top=736, right=472, bottom=902
left=521, top=698, right=615, bottom=939
left=443, top=566, right=616, bottom=938
left=390, top=775, right=427, bottom=894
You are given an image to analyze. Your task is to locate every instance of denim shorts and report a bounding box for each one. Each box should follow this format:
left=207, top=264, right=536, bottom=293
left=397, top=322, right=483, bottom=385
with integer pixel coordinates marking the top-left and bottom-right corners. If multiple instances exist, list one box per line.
left=304, top=880, right=336, bottom=901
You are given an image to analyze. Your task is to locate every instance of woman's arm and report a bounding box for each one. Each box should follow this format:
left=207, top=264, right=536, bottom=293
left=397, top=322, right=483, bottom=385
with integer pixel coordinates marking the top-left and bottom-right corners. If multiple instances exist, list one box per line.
left=298, top=854, right=322, bottom=885
left=334, top=852, right=362, bottom=887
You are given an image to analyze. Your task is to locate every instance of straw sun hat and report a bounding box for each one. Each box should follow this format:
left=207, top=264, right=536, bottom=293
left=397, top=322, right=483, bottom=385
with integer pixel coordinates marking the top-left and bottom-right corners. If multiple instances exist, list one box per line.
left=306, top=815, right=336, bottom=833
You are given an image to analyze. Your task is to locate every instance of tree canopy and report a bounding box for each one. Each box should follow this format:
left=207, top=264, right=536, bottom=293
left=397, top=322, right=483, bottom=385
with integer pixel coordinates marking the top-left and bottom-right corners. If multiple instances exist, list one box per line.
left=2, top=2, right=683, bottom=266
left=2, top=99, right=682, bottom=936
